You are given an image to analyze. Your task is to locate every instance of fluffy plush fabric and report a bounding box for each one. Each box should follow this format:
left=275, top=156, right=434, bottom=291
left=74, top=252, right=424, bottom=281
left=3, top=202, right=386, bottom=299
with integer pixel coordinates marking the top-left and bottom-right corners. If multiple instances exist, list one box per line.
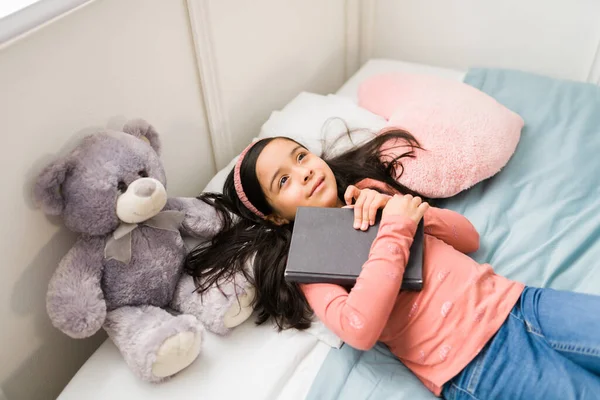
left=34, top=130, right=167, bottom=235
left=172, top=274, right=252, bottom=336
left=104, top=305, right=203, bottom=382
left=101, top=225, right=186, bottom=310
left=166, top=197, right=224, bottom=238
left=358, top=72, right=524, bottom=198
left=46, top=237, right=106, bottom=338
left=35, top=119, right=251, bottom=382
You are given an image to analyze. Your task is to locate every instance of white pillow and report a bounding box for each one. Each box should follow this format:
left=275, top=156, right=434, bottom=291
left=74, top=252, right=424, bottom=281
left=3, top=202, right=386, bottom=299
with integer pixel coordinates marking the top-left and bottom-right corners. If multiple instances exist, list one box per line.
left=202, top=155, right=239, bottom=193
left=202, top=93, right=386, bottom=193
left=259, top=92, right=386, bottom=156
left=200, top=93, right=386, bottom=347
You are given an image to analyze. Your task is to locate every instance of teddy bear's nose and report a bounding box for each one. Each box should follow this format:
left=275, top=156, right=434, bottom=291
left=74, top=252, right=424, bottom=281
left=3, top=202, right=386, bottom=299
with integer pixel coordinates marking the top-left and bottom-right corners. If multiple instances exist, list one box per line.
left=134, top=180, right=156, bottom=197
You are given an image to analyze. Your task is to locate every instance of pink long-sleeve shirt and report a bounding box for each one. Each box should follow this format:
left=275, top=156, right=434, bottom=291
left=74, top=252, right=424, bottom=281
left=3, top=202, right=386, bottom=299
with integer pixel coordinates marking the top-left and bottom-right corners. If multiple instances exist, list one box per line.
left=301, top=181, right=524, bottom=396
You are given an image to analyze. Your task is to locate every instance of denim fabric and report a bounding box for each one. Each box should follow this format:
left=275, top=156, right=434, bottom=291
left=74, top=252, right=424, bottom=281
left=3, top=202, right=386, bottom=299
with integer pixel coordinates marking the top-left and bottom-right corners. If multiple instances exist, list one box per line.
left=442, top=287, right=600, bottom=400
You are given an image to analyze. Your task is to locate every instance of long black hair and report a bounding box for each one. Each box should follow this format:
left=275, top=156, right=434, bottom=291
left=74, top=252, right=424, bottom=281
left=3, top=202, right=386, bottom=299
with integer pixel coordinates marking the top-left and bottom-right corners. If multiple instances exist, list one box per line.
left=185, top=128, right=424, bottom=330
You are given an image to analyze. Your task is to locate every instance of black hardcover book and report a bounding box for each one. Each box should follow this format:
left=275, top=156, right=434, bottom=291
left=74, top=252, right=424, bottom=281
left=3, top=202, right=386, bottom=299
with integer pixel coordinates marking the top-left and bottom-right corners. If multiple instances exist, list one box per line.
left=285, top=207, right=424, bottom=291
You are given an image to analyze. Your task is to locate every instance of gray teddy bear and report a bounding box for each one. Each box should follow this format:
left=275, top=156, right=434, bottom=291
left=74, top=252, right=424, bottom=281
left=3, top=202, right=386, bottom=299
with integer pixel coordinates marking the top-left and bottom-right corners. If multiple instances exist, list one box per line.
left=34, top=119, right=255, bottom=382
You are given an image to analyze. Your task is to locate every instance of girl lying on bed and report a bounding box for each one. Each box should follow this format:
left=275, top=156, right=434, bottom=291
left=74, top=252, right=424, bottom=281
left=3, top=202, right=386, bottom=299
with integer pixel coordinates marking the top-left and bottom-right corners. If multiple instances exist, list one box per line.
left=185, top=132, right=600, bottom=400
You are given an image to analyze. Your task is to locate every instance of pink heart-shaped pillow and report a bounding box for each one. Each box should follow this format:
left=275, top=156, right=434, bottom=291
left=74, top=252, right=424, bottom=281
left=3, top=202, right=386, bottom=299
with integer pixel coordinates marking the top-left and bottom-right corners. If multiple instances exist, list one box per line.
left=358, top=72, right=523, bottom=198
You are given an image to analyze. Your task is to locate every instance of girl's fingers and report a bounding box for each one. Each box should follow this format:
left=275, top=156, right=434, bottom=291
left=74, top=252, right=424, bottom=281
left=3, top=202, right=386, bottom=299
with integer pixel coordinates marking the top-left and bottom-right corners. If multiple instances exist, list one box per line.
left=344, top=185, right=360, bottom=206
left=417, top=202, right=429, bottom=218
left=348, top=189, right=394, bottom=229
left=361, top=194, right=375, bottom=230
left=368, top=203, right=379, bottom=226
left=368, top=196, right=385, bottom=225
left=353, top=193, right=366, bottom=229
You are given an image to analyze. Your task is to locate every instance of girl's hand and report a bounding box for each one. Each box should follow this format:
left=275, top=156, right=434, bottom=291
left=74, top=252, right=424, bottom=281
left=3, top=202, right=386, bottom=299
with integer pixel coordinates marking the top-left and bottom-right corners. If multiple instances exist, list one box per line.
left=344, top=185, right=391, bottom=231
left=382, top=194, right=429, bottom=224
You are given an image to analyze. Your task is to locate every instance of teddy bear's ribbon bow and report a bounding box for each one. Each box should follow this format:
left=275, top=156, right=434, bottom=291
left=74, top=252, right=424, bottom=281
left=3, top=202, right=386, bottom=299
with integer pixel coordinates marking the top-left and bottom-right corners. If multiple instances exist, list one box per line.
left=104, top=210, right=186, bottom=264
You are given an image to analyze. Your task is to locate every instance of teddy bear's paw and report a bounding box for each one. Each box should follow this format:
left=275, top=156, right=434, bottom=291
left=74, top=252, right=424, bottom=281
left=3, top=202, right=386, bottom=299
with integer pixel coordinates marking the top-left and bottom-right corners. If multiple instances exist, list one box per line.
left=223, top=285, right=255, bottom=329
left=173, top=274, right=256, bottom=336
left=104, top=306, right=203, bottom=382
left=47, top=289, right=106, bottom=339
left=196, top=281, right=256, bottom=336
left=152, top=330, right=202, bottom=378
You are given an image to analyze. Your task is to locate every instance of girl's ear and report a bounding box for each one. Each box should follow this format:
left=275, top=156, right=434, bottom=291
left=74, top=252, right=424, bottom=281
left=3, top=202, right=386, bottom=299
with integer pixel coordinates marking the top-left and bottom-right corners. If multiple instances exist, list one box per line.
left=266, top=214, right=289, bottom=226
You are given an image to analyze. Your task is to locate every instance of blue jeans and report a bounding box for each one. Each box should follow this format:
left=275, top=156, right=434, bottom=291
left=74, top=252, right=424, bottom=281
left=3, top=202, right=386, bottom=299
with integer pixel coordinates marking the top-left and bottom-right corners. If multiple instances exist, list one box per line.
left=442, top=287, right=600, bottom=400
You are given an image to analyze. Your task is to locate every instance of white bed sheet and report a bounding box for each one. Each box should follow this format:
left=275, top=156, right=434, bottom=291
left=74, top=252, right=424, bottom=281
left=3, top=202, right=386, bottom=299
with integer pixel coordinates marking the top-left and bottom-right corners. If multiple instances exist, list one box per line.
left=57, top=58, right=467, bottom=400
left=58, top=318, right=330, bottom=400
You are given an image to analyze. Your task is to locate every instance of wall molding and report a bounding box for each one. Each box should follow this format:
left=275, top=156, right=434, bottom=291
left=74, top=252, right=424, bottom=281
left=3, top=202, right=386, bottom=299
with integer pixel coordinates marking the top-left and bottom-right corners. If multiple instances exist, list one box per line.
left=358, top=0, right=376, bottom=65
left=185, top=0, right=234, bottom=170
left=587, top=38, right=600, bottom=86
left=344, top=0, right=361, bottom=79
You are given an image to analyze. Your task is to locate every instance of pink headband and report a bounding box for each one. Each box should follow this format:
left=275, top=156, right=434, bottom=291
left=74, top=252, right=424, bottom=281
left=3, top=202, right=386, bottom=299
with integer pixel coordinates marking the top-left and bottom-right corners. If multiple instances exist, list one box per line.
left=234, top=140, right=266, bottom=219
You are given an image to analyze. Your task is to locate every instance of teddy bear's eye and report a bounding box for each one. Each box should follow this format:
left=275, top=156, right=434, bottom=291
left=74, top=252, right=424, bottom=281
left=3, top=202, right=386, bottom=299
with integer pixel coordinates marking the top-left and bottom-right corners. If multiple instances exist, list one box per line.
left=117, top=181, right=128, bottom=193
left=138, top=170, right=148, bottom=178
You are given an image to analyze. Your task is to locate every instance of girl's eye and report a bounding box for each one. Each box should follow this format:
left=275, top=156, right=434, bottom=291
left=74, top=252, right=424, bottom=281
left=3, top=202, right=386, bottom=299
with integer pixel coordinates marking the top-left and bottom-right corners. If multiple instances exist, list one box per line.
left=297, top=152, right=307, bottom=162
left=279, top=176, right=289, bottom=188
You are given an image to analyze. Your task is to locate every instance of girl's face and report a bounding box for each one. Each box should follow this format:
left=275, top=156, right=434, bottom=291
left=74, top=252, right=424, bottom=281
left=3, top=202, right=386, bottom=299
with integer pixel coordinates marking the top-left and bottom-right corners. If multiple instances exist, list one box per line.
left=255, top=138, right=342, bottom=223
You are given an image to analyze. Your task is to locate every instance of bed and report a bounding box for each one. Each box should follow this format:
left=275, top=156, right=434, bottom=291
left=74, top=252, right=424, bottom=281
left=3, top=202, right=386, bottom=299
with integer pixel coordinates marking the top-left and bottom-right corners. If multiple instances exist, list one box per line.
left=306, top=67, right=600, bottom=399
left=56, top=58, right=458, bottom=400
left=57, top=59, right=600, bottom=399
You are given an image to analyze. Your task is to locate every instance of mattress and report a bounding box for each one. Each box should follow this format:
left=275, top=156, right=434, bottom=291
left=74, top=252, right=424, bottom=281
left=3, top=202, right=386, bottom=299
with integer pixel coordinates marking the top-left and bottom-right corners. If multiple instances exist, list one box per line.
left=57, top=59, right=467, bottom=400
left=58, top=318, right=330, bottom=400
left=307, top=68, right=600, bottom=399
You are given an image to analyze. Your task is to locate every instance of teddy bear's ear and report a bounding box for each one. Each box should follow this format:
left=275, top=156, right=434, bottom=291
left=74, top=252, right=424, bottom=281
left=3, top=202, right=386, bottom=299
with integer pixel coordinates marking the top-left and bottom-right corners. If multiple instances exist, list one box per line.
left=34, top=158, right=72, bottom=215
left=122, top=118, right=161, bottom=155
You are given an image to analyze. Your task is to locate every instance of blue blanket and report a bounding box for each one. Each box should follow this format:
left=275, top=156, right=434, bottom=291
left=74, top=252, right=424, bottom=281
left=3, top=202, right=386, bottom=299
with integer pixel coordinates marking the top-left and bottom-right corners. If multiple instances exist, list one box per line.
left=306, top=68, right=600, bottom=400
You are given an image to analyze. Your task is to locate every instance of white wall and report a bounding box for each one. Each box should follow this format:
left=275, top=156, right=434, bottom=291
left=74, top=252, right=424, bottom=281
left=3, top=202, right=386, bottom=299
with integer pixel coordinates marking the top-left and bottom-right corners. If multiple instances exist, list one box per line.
left=0, top=0, right=349, bottom=398
left=5, top=0, right=600, bottom=398
left=361, top=0, right=600, bottom=83
left=191, top=0, right=348, bottom=168
left=0, top=1, right=214, bottom=399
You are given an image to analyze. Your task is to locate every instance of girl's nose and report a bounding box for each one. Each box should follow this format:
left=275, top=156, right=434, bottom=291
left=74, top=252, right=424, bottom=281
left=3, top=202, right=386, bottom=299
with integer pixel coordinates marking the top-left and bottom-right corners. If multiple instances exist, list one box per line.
left=303, top=168, right=314, bottom=182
